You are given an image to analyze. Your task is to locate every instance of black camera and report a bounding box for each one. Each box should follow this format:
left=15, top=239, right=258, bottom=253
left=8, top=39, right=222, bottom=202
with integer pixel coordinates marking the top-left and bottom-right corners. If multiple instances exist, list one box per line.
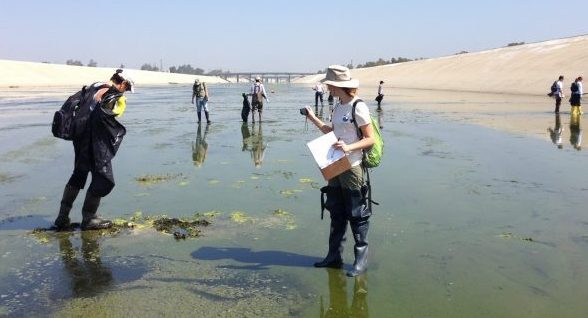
left=299, top=107, right=308, bottom=116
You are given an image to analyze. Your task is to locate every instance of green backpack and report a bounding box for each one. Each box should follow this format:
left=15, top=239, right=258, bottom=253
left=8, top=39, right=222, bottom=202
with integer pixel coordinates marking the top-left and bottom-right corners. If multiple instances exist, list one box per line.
left=352, top=99, right=384, bottom=168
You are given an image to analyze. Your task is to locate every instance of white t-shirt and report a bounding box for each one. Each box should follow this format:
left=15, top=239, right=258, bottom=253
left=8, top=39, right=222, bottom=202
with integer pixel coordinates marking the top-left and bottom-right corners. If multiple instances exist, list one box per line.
left=331, top=98, right=371, bottom=167
left=556, top=80, right=563, bottom=98
left=314, top=83, right=324, bottom=93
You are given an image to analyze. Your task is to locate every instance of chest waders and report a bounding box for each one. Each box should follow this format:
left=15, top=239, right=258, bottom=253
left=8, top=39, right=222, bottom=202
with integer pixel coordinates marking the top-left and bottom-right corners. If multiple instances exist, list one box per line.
left=317, top=167, right=375, bottom=277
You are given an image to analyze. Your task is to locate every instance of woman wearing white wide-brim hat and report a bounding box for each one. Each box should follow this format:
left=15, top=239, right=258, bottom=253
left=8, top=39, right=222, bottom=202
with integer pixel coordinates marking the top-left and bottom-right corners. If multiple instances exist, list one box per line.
left=303, top=65, right=375, bottom=277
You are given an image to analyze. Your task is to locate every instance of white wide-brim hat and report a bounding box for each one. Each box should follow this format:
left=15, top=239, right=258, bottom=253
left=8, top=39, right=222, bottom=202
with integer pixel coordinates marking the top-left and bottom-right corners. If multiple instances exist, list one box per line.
left=320, top=65, right=359, bottom=88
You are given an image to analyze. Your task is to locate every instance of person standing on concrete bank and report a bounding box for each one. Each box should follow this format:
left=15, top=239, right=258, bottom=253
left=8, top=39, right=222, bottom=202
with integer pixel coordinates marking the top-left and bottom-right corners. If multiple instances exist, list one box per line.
left=250, top=76, right=268, bottom=123
left=376, top=81, right=384, bottom=110
left=313, top=82, right=325, bottom=109
left=54, top=69, right=134, bottom=231
left=570, top=76, right=584, bottom=115
left=303, top=65, right=375, bottom=277
left=192, top=79, right=211, bottom=124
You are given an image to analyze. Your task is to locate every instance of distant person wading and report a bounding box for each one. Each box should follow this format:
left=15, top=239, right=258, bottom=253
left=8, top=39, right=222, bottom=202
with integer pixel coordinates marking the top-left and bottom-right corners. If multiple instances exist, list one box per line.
left=376, top=81, right=384, bottom=110
left=313, top=82, right=325, bottom=109
left=550, top=76, right=564, bottom=113
left=249, top=77, right=269, bottom=123
left=192, top=79, right=211, bottom=124
left=570, top=76, right=584, bottom=115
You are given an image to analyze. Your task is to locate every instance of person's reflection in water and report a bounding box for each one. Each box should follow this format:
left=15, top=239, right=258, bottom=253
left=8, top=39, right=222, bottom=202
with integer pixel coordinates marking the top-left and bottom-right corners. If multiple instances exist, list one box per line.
left=250, top=123, right=267, bottom=168
left=320, top=269, right=369, bottom=318
left=548, top=113, right=563, bottom=149
left=192, top=123, right=210, bottom=167
left=58, top=231, right=113, bottom=297
left=241, top=122, right=252, bottom=151
left=317, top=105, right=326, bottom=121
left=376, top=108, right=384, bottom=129
left=570, top=112, right=583, bottom=151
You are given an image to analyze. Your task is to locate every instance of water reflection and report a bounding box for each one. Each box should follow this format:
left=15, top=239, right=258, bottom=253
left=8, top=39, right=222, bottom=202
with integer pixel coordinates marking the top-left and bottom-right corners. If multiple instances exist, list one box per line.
left=570, top=113, right=583, bottom=151
left=316, top=105, right=326, bottom=121
left=319, top=269, right=369, bottom=318
left=58, top=231, right=113, bottom=297
left=192, top=123, right=210, bottom=167
left=547, top=113, right=563, bottom=149
left=376, top=108, right=384, bottom=129
left=241, top=123, right=267, bottom=167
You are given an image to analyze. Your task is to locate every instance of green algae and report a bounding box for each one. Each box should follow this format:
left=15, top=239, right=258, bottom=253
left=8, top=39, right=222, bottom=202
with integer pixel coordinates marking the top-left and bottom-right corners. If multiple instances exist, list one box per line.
left=201, top=210, right=222, bottom=218
left=0, top=172, right=22, bottom=184
left=499, top=232, right=535, bottom=242
left=279, top=189, right=303, bottom=198
left=272, top=208, right=291, bottom=217
left=135, top=173, right=184, bottom=186
left=230, top=211, right=254, bottom=224
left=31, top=212, right=210, bottom=241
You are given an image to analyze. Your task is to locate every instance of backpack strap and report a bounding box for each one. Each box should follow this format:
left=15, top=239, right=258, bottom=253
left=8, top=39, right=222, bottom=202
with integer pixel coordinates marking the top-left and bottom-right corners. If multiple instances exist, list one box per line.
left=351, top=99, right=364, bottom=138
left=351, top=99, right=366, bottom=161
left=350, top=99, right=379, bottom=211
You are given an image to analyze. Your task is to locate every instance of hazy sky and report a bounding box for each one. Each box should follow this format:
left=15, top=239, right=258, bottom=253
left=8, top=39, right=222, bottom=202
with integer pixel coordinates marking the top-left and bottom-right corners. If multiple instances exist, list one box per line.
left=1, top=0, right=586, bottom=73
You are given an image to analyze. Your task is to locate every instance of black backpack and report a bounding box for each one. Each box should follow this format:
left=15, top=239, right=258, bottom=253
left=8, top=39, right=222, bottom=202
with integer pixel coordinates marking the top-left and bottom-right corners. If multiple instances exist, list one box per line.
left=571, top=82, right=579, bottom=93
left=550, top=81, right=558, bottom=93
left=51, top=83, right=109, bottom=140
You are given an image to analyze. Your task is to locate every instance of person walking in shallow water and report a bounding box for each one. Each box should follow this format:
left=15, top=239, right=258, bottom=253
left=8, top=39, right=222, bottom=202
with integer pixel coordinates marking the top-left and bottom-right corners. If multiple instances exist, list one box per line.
left=303, top=65, right=375, bottom=277
left=551, top=76, right=564, bottom=113
left=250, top=76, right=268, bottom=123
left=54, top=69, right=134, bottom=231
left=192, top=79, right=211, bottom=124
left=313, top=82, right=325, bottom=110
left=376, top=81, right=384, bottom=110
left=570, top=76, right=584, bottom=115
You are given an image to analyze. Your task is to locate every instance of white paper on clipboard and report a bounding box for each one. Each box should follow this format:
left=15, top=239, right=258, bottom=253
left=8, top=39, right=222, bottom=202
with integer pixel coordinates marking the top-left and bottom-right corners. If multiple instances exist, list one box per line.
left=306, top=132, right=345, bottom=169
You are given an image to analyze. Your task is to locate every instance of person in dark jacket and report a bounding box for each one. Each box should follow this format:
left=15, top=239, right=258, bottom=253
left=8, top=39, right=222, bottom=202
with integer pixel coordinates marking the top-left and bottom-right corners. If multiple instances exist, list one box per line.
left=54, top=69, right=134, bottom=231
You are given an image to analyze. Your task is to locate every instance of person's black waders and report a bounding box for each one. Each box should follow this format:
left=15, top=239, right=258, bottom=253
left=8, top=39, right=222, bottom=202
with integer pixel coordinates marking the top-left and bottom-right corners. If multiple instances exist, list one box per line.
left=317, top=166, right=376, bottom=277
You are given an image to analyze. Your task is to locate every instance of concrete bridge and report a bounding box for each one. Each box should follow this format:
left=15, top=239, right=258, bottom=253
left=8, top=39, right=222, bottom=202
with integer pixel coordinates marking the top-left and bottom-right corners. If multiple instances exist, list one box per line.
left=219, top=72, right=315, bottom=83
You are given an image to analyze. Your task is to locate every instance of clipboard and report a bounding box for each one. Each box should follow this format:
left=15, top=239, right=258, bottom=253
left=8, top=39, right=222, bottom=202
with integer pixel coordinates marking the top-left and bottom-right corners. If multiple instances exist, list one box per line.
left=306, top=132, right=352, bottom=180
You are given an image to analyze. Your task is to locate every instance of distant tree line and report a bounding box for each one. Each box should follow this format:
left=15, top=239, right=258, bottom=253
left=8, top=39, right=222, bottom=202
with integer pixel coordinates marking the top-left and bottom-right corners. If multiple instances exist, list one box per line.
left=316, top=56, right=421, bottom=73
left=455, top=41, right=525, bottom=55
left=168, top=64, right=228, bottom=76
left=65, top=59, right=98, bottom=67
left=140, top=63, right=160, bottom=72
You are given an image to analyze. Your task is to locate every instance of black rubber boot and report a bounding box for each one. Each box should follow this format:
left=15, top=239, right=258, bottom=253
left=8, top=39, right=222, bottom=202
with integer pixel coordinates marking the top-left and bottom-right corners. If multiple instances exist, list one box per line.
left=81, top=192, right=112, bottom=230
left=197, top=111, right=202, bottom=123
left=315, top=186, right=347, bottom=268
left=347, top=220, right=369, bottom=277
left=205, top=111, right=211, bottom=124
left=54, top=184, right=80, bottom=230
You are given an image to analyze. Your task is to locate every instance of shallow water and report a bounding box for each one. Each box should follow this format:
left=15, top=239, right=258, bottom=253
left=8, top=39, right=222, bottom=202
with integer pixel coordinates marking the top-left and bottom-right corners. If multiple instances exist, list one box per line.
left=1, top=84, right=588, bottom=317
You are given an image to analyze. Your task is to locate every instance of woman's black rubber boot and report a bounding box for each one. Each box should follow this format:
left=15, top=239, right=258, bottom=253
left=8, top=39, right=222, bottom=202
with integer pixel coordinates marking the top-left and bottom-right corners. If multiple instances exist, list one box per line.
left=81, top=192, right=112, bottom=230
left=347, top=220, right=369, bottom=277
left=54, top=184, right=80, bottom=230
left=315, top=186, right=347, bottom=268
